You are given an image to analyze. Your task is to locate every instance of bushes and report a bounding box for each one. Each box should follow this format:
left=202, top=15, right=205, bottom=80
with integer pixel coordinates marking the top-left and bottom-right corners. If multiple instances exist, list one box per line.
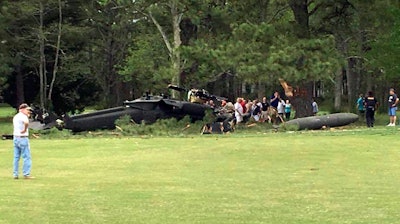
left=114, top=114, right=212, bottom=136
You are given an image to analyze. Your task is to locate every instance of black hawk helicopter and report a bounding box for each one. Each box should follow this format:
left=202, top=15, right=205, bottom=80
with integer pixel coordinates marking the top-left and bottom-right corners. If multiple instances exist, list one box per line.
left=55, top=84, right=228, bottom=132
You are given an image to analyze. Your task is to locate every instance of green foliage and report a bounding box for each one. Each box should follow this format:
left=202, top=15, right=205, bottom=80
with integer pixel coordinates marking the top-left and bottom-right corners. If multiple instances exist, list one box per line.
left=120, top=31, right=173, bottom=93
left=115, top=115, right=199, bottom=136
left=220, top=22, right=341, bottom=84
left=113, top=110, right=216, bottom=136
left=0, top=0, right=399, bottom=113
left=366, top=7, right=400, bottom=82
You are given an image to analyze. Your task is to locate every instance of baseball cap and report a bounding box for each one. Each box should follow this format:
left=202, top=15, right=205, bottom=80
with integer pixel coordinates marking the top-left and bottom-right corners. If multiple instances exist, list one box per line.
left=19, top=103, right=33, bottom=111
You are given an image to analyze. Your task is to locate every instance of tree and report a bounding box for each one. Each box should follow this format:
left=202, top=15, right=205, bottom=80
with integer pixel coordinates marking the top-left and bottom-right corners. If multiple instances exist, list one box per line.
left=1, top=0, right=399, bottom=117
left=143, top=0, right=184, bottom=98
left=67, top=0, right=138, bottom=107
left=0, top=0, right=103, bottom=113
left=47, top=0, right=62, bottom=104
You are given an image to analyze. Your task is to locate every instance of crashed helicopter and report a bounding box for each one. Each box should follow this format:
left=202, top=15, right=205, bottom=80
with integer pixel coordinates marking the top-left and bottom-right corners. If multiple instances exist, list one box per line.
left=53, top=85, right=228, bottom=132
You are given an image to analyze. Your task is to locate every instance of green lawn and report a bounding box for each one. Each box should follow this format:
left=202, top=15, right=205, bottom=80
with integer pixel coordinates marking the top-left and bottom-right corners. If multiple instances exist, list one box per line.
left=0, top=103, right=15, bottom=117
left=1, top=132, right=400, bottom=223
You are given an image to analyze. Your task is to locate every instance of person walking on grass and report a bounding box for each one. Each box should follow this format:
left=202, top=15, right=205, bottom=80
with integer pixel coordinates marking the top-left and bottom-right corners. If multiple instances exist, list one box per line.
left=364, top=91, right=378, bottom=128
left=387, top=88, right=399, bottom=126
left=13, top=103, right=35, bottom=179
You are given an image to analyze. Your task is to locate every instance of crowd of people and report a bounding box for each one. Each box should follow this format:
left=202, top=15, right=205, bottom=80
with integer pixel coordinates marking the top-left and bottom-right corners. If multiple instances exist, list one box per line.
left=215, top=87, right=400, bottom=128
left=211, top=92, right=293, bottom=125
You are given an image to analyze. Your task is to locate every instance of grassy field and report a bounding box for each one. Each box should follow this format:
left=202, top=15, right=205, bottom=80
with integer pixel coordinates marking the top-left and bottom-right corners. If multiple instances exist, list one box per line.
left=1, top=131, right=400, bottom=224
left=0, top=103, right=15, bottom=117
left=1, top=104, right=400, bottom=223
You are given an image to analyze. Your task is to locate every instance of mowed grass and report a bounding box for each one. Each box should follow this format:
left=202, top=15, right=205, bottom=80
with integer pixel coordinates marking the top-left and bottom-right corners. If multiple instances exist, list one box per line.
left=1, top=133, right=400, bottom=224
left=0, top=104, right=15, bottom=134
left=0, top=104, right=15, bottom=117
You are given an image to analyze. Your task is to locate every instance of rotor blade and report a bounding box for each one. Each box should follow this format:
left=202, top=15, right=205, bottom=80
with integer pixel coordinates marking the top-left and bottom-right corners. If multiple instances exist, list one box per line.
left=167, top=84, right=187, bottom=92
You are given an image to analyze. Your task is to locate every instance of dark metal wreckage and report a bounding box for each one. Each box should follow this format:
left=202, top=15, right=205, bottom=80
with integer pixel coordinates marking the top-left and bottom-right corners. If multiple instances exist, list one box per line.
left=56, top=85, right=226, bottom=132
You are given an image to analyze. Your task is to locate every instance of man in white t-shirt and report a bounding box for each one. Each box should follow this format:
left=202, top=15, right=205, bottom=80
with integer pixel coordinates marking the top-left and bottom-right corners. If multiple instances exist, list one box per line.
left=13, top=103, right=34, bottom=179
left=234, top=98, right=243, bottom=123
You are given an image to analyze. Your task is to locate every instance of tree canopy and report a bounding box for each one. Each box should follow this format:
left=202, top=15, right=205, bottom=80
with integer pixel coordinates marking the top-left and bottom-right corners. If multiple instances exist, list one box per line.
left=0, top=0, right=399, bottom=115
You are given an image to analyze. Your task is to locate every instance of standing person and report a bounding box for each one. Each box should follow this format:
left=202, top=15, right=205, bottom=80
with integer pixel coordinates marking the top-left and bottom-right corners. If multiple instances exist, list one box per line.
left=312, top=98, right=319, bottom=116
left=234, top=98, right=244, bottom=124
left=387, top=88, right=399, bottom=126
left=260, top=97, right=270, bottom=122
left=277, top=99, right=285, bottom=118
left=356, top=94, right=365, bottom=118
left=285, top=99, right=292, bottom=120
left=240, top=98, right=247, bottom=114
left=270, top=92, right=279, bottom=109
left=252, top=99, right=262, bottom=122
left=13, top=103, right=34, bottom=179
left=364, top=91, right=378, bottom=128
left=269, top=92, right=281, bottom=124
left=242, top=100, right=253, bottom=123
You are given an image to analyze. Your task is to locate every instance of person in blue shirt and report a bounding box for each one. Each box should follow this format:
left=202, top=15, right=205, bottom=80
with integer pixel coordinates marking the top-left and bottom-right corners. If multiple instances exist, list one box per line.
left=356, top=94, right=365, bottom=117
left=284, top=99, right=292, bottom=120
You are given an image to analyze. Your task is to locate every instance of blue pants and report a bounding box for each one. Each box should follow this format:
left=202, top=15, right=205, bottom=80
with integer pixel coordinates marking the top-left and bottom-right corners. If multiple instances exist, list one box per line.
left=13, top=137, right=32, bottom=177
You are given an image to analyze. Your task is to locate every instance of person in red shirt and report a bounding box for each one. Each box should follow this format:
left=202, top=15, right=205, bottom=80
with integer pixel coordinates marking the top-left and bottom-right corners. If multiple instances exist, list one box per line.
left=240, top=98, right=247, bottom=113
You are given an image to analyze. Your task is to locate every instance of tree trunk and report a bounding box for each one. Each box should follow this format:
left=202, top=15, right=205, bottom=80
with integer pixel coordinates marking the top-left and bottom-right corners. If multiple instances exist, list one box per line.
left=335, top=37, right=348, bottom=111
left=346, top=57, right=357, bottom=111
left=15, top=65, right=25, bottom=106
left=291, top=96, right=313, bottom=118
left=148, top=1, right=183, bottom=99
left=287, top=0, right=313, bottom=117
left=334, top=68, right=343, bottom=111
left=105, top=27, right=116, bottom=107
left=288, top=0, right=310, bottom=38
left=280, top=79, right=313, bottom=118
left=290, top=82, right=314, bottom=118
left=39, top=1, right=47, bottom=109
left=170, top=0, right=182, bottom=98
left=48, top=0, right=62, bottom=108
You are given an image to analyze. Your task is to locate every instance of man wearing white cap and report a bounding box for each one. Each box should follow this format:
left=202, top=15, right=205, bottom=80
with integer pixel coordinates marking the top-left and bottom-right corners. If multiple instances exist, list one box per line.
left=13, top=103, right=34, bottom=179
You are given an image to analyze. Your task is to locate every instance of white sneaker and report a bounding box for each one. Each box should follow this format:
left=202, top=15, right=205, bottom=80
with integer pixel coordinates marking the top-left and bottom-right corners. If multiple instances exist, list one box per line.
left=387, top=123, right=395, bottom=127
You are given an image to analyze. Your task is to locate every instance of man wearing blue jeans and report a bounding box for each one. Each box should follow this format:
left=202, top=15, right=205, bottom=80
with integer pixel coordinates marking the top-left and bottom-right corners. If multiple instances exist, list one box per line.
left=387, top=88, right=399, bottom=127
left=13, top=103, right=34, bottom=179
